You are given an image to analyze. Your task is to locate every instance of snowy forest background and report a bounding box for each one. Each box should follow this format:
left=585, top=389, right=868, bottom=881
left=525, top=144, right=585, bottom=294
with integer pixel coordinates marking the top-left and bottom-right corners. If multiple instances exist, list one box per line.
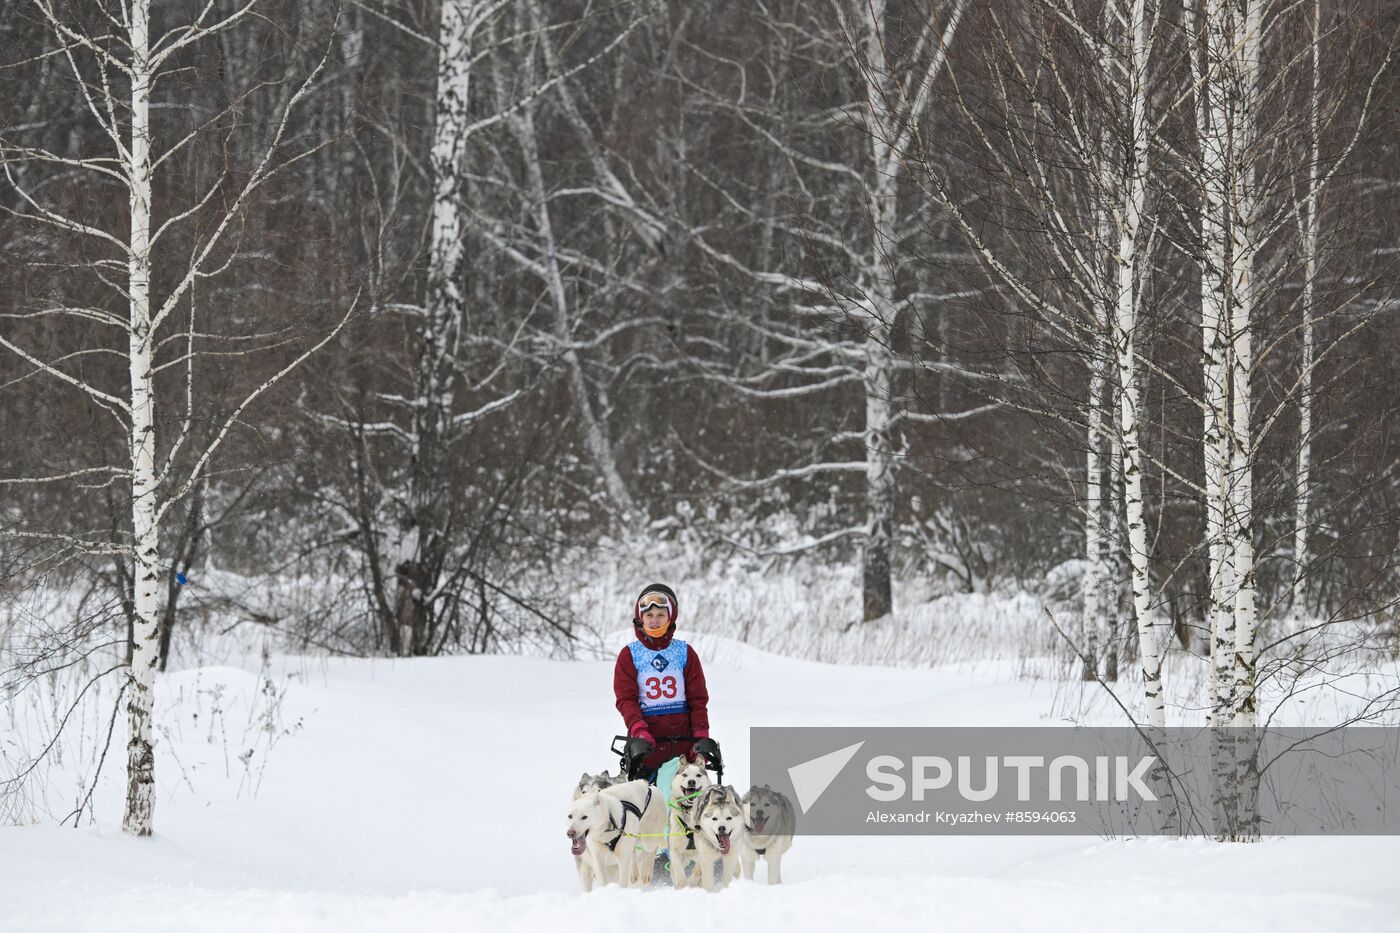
left=3, top=0, right=1400, bottom=842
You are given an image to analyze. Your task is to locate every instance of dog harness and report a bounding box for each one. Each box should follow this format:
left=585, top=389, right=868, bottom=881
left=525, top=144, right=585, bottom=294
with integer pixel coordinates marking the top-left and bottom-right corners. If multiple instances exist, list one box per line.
left=670, top=798, right=698, bottom=851
left=605, top=786, right=653, bottom=852
left=627, top=638, right=689, bottom=716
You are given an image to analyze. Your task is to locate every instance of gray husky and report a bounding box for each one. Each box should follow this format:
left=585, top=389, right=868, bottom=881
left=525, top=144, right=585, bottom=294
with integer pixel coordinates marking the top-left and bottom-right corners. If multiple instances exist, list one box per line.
left=740, top=785, right=796, bottom=884
left=573, top=770, right=616, bottom=800
left=689, top=785, right=746, bottom=891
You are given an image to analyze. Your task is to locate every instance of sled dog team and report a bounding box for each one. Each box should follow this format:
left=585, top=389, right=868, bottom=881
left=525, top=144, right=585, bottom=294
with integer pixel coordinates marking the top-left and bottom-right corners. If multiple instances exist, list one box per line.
left=566, top=760, right=796, bottom=892
left=569, top=581, right=793, bottom=891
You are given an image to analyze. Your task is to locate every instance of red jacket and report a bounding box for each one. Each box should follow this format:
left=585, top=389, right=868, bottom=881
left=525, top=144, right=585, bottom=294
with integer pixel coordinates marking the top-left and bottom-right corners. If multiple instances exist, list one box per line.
left=614, top=625, right=710, bottom=770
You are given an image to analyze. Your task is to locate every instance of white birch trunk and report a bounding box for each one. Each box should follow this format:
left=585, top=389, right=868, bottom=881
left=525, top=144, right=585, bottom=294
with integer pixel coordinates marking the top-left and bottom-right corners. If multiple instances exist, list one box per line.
left=425, top=1, right=473, bottom=354
left=1197, top=0, right=1264, bottom=840
left=1198, top=0, right=1236, bottom=723
left=1293, top=0, right=1321, bottom=615
left=862, top=125, right=897, bottom=624
left=1229, top=30, right=1263, bottom=809
left=1110, top=0, right=1166, bottom=729
left=1226, top=0, right=1263, bottom=728
left=863, top=332, right=897, bottom=622
left=123, top=0, right=161, bottom=837
left=856, top=0, right=899, bottom=623
left=1113, top=280, right=1165, bottom=728
left=392, top=0, right=477, bottom=655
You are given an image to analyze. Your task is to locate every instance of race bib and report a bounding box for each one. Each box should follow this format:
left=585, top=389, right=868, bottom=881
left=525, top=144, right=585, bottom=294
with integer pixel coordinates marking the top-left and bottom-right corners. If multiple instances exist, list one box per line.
left=628, top=638, right=689, bottom=716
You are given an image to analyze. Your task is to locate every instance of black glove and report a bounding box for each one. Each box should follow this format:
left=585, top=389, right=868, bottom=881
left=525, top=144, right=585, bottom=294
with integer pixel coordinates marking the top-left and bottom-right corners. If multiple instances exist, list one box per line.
left=623, top=736, right=654, bottom=779
left=692, top=737, right=721, bottom=764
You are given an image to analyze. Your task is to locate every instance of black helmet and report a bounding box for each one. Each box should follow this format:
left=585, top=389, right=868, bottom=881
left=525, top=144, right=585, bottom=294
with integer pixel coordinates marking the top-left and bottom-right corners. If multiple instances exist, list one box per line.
left=633, top=582, right=678, bottom=626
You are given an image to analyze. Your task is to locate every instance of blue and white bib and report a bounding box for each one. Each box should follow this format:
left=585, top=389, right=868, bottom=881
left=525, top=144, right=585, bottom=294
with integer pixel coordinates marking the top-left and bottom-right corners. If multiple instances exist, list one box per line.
left=629, top=638, right=689, bottom=716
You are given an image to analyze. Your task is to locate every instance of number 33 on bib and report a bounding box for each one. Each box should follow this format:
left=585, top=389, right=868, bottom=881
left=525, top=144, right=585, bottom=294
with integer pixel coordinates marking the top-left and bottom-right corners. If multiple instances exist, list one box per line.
left=627, top=639, right=689, bottom=716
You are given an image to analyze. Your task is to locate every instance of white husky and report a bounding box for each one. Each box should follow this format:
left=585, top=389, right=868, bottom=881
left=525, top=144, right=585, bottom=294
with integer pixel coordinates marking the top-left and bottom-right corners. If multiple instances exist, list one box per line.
left=570, top=772, right=618, bottom=889
left=566, top=779, right=667, bottom=891
left=667, top=757, right=713, bottom=888
left=689, top=785, right=746, bottom=891
left=740, top=785, right=796, bottom=884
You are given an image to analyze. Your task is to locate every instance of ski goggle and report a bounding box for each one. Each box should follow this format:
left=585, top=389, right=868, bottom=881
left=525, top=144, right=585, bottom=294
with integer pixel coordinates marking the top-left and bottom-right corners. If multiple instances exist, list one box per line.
left=637, top=593, right=672, bottom=615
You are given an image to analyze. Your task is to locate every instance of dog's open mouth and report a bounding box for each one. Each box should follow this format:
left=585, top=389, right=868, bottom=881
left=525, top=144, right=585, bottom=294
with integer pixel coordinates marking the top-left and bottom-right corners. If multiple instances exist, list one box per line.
left=570, top=831, right=587, bottom=856
left=715, top=830, right=731, bottom=855
left=751, top=815, right=767, bottom=834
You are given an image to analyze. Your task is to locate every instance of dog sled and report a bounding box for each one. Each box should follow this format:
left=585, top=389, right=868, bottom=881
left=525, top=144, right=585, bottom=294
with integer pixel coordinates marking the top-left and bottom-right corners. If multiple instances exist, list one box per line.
left=610, top=733, right=723, bottom=784
left=607, top=733, right=733, bottom=889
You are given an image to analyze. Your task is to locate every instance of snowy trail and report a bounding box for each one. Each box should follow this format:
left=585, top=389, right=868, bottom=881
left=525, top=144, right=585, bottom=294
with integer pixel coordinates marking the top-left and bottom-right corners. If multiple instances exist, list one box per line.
left=4, top=635, right=1399, bottom=932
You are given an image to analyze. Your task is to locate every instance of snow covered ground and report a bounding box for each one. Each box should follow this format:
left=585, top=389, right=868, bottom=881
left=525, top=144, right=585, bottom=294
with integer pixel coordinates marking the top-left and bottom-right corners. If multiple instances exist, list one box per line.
left=4, top=633, right=1399, bottom=932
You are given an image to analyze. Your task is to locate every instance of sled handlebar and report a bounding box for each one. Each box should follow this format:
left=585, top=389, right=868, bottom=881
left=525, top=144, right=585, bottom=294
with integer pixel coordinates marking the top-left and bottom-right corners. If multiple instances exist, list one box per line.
left=611, top=734, right=723, bottom=784
left=610, top=733, right=706, bottom=750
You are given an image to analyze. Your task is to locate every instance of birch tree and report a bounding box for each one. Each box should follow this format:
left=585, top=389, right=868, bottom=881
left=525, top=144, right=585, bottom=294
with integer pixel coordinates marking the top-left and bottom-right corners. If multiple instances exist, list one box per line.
left=1191, top=0, right=1276, bottom=731
left=390, top=0, right=510, bottom=655
left=0, top=0, right=346, bottom=835
left=312, top=0, right=518, bottom=656
left=678, top=0, right=974, bottom=624
left=312, top=0, right=645, bottom=654
left=1290, top=0, right=1322, bottom=617
left=1192, top=0, right=1393, bottom=728
left=1108, top=0, right=1167, bottom=727
left=901, top=0, right=1173, bottom=723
